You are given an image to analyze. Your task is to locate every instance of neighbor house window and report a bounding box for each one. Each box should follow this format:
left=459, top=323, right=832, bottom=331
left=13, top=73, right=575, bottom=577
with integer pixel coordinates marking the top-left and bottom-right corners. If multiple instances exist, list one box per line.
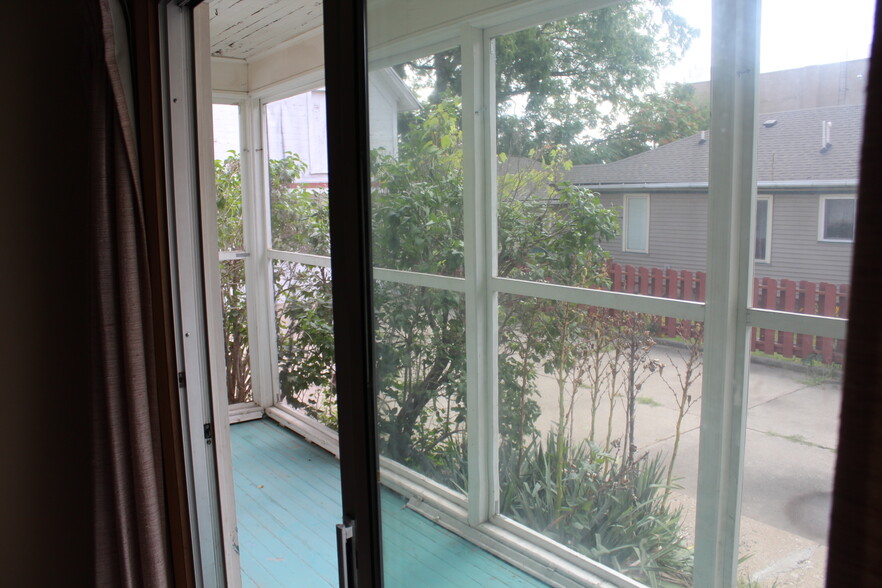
left=623, top=194, right=649, bottom=253
left=755, top=196, right=772, bottom=262
left=819, top=195, right=856, bottom=242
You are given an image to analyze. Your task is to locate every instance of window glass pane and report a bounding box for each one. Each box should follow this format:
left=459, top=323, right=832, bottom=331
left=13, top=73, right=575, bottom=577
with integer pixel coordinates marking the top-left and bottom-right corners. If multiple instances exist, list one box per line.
left=740, top=328, right=843, bottom=587
left=749, top=278, right=849, bottom=363
left=750, top=0, right=870, bottom=307
left=755, top=198, right=769, bottom=261
left=273, top=260, right=336, bottom=425
left=374, top=282, right=467, bottom=491
left=498, top=295, right=701, bottom=585
left=220, top=259, right=252, bottom=404
left=369, top=54, right=464, bottom=277
left=213, top=103, right=244, bottom=252
left=743, top=0, right=872, bottom=578
left=625, top=196, right=649, bottom=252
left=214, top=104, right=252, bottom=406
left=265, top=92, right=331, bottom=256
left=494, top=0, right=710, bottom=288
left=822, top=198, right=856, bottom=241
left=365, top=31, right=477, bottom=582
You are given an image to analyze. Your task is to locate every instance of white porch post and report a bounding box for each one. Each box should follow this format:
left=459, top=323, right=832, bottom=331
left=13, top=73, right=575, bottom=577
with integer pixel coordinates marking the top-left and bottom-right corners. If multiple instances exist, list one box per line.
left=241, top=96, right=280, bottom=408
left=462, top=24, right=500, bottom=525
left=693, top=0, right=761, bottom=584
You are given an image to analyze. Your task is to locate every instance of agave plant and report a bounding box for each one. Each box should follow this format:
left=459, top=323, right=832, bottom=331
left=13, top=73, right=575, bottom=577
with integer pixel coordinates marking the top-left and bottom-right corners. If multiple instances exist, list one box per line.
left=500, top=432, right=693, bottom=587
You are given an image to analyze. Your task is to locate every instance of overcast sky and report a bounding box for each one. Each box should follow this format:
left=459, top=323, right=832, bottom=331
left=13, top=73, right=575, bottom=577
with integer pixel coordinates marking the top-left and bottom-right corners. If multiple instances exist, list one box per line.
left=662, top=0, right=877, bottom=84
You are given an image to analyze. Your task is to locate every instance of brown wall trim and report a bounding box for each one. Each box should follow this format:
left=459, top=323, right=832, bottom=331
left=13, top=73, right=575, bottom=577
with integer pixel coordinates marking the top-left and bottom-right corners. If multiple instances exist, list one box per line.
left=131, top=1, right=196, bottom=586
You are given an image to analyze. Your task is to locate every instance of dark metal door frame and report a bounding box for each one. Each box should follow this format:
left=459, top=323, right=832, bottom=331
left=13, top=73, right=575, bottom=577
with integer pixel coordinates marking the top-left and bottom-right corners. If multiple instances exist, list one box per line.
left=322, top=0, right=384, bottom=586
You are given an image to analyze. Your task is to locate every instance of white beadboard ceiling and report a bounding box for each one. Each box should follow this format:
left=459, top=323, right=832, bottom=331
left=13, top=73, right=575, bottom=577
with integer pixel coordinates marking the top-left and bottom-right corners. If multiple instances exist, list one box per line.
left=209, top=0, right=323, bottom=60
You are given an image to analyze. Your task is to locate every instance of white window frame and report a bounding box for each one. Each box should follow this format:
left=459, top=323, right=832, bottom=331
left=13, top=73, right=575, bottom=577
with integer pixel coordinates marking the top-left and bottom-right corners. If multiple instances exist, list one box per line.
left=818, top=194, right=857, bottom=243
left=755, top=195, right=772, bottom=263
left=211, top=96, right=268, bottom=423
left=622, top=194, right=650, bottom=253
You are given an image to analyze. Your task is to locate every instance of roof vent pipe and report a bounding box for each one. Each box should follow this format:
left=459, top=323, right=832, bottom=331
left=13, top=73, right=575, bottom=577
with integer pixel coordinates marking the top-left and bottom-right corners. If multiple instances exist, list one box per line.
left=698, top=130, right=707, bottom=144
left=821, top=121, right=833, bottom=153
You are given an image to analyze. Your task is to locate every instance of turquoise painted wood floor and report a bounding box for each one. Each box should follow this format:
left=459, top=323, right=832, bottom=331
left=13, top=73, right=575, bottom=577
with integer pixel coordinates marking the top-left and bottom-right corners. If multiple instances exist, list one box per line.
left=231, top=418, right=548, bottom=587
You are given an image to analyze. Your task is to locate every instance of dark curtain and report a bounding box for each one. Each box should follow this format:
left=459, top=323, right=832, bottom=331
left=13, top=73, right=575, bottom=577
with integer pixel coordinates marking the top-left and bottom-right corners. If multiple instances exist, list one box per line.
left=826, top=1, right=882, bottom=585
left=90, top=0, right=189, bottom=585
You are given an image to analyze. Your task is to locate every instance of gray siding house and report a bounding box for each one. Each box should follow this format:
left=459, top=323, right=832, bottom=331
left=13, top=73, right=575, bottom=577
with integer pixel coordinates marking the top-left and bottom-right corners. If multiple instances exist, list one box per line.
left=567, top=103, right=863, bottom=285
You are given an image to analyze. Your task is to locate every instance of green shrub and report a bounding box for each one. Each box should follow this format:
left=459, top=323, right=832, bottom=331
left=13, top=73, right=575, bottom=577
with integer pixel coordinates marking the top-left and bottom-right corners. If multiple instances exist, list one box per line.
left=501, top=433, right=693, bottom=587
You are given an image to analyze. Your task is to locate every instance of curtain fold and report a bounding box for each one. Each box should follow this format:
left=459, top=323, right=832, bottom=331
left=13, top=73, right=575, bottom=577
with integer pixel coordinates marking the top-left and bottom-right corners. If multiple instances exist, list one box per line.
left=91, top=0, right=173, bottom=585
left=826, top=1, right=882, bottom=585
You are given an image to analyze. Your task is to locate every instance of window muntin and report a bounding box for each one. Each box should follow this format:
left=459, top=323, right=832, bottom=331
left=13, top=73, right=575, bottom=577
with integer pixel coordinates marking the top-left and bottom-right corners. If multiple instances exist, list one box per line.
left=819, top=195, right=856, bottom=242
left=755, top=196, right=771, bottom=262
left=623, top=194, right=650, bottom=253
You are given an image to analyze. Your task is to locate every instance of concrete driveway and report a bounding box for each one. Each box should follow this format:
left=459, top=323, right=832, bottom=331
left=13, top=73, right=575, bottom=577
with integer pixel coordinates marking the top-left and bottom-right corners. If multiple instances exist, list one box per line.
left=531, top=345, right=841, bottom=587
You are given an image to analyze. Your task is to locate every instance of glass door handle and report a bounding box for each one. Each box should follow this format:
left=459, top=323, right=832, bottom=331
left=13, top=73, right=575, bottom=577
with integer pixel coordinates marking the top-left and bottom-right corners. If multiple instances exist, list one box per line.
left=336, top=521, right=356, bottom=588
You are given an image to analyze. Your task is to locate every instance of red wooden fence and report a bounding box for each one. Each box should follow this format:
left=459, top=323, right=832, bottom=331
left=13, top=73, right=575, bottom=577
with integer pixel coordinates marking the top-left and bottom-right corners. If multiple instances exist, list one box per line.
left=607, top=263, right=848, bottom=364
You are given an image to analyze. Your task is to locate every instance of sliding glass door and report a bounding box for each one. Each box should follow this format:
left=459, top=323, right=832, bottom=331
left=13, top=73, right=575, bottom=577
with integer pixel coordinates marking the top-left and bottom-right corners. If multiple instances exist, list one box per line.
left=326, top=0, right=862, bottom=586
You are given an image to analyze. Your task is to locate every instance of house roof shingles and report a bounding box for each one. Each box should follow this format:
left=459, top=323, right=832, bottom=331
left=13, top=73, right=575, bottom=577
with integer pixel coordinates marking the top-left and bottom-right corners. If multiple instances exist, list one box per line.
left=567, top=104, right=863, bottom=186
